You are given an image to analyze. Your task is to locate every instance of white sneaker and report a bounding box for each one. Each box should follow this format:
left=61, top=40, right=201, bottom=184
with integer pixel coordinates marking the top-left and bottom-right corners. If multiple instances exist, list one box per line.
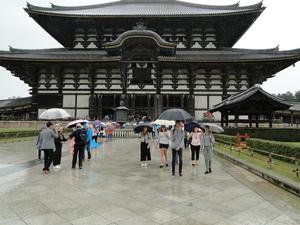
left=141, top=163, right=145, bottom=167
left=54, top=165, right=61, bottom=169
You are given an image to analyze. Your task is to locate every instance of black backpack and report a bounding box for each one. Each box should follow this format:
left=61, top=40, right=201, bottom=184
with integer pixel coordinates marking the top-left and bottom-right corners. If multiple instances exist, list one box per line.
left=79, top=129, right=87, bottom=145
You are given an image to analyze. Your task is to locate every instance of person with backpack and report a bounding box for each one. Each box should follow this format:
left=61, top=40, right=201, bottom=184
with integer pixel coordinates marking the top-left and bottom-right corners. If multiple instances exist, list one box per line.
left=201, top=125, right=215, bottom=174
left=171, top=121, right=184, bottom=176
left=69, top=123, right=87, bottom=169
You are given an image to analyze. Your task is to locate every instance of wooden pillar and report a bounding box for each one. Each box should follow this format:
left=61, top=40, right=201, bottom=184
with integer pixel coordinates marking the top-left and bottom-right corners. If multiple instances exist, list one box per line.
left=132, top=94, right=136, bottom=116
left=98, top=94, right=103, bottom=120
left=225, top=111, right=229, bottom=128
left=221, top=112, right=224, bottom=127
left=255, top=114, right=259, bottom=128
left=166, top=94, right=169, bottom=108
left=88, top=67, right=97, bottom=120
left=154, top=64, right=162, bottom=118
left=234, top=114, right=238, bottom=128
left=27, top=67, right=39, bottom=120
left=268, top=113, right=273, bottom=128
left=180, top=95, right=184, bottom=109
left=291, top=111, right=294, bottom=127
left=221, top=70, right=229, bottom=100
left=54, top=65, right=64, bottom=109
left=147, top=95, right=151, bottom=116
left=249, top=114, right=252, bottom=128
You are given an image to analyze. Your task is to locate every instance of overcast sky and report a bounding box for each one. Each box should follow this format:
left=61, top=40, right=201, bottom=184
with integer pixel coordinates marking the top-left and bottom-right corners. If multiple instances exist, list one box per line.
left=0, top=0, right=299, bottom=99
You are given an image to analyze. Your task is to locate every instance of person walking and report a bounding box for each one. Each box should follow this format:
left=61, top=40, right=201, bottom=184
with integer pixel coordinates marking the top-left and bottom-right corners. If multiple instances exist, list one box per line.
left=85, top=123, right=93, bottom=160
left=156, top=125, right=170, bottom=168
left=36, top=126, right=46, bottom=161
left=53, top=124, right=67, bottom=169
left=201, top=125, right=215, bottom=174
left=40, top=122, right=58, bottom=174
left=140, top=126, right=151, bottom=167
left=69, top=123, right=87, bottom=169
left=86, top=123, right=101, bottom=158
left=171, top=121, right=184, bottom=176
left=189, top=127, right=202, bottom=166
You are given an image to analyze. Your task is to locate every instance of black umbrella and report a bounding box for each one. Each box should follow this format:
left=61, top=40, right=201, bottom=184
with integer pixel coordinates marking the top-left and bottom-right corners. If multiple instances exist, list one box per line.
left=158, top=108, right=192, bottom=121
left=133, top=123, right=153, bottom=134
left=184, top=122, right=203, bottom=133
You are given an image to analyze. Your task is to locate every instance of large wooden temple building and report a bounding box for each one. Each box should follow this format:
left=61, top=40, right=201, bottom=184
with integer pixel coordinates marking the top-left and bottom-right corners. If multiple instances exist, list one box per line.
left=0, top=0, right=300, bottom=120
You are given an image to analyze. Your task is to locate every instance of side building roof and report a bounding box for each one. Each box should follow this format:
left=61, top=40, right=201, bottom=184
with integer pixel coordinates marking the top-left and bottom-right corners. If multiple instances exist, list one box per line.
left=0, top=97, right=32, bottom=109
left=210, top=84, right=291, bottom=113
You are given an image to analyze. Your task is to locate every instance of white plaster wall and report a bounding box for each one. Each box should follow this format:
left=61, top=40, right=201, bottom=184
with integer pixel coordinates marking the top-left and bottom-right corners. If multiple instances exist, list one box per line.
left=195, top=110, right=206, bottom=120
left=76, top=109, right=89, bottom=118
left=195, top=96, right=207, bottom=109
left=65, top=109, right=75, bottom=118
left=77, top=95, right=89, bottom=108
left=209, top=96, right=222, bottom=108
left=212, top=112, right=221, bottom=121
left=38, top=109, right=47, bottom=117
left=63, top=95, right=76, bottom=107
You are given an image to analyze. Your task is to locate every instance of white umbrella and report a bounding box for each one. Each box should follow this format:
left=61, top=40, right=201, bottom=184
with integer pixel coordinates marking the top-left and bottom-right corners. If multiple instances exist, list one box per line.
left=153, top=119, right=175, bottom=126
left=66, top=119, right=89, bottom=128
left=201, top=123, right=224, bottom=133
left=39, top=108, right=70, bottom=120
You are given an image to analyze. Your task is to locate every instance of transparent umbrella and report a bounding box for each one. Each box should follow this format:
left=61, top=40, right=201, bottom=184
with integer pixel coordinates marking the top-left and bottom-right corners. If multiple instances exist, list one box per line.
left=39, top=108, right=70, bottom=120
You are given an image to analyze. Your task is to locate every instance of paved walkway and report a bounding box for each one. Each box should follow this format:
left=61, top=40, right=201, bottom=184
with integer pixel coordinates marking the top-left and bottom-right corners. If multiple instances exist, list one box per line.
left=0, top=138, right=299, bottom=225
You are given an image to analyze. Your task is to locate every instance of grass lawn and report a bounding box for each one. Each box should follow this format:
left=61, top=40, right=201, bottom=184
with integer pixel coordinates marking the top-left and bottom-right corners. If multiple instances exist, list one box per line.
left=285, top=142, right=300, bottom=148
left=216, top=143, right=300, bottom=183
left=0, top=136, right=35, bottom=143
left=0, top=128, right=36, bottom=133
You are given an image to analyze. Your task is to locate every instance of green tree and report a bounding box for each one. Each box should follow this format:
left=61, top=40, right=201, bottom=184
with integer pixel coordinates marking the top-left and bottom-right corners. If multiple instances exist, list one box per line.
left=277, top=91, right=295, bottom=101
left=295, top=91, right=300, bottom=102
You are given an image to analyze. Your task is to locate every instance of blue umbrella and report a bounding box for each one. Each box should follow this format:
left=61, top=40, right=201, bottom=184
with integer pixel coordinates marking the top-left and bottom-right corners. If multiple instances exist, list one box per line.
left=133, top=123, right=153, bottom=134
left=184, top=122, right=202, bottom=133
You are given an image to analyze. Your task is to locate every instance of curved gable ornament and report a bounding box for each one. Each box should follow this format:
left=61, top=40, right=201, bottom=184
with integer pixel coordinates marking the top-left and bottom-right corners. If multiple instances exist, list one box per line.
left=104, top=25, right=177, bottom=56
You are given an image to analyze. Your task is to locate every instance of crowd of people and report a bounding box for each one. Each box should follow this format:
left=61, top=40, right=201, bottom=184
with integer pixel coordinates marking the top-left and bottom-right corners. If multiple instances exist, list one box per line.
left=36, top=120, right=215, bottom=177
left=36, top=121, right=102, bottom=174
left=140, top=121, right=215, bottom=176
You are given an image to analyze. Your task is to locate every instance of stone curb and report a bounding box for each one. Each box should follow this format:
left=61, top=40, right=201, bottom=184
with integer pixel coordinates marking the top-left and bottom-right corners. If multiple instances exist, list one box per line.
left=214, top=149, right=300, bottom=197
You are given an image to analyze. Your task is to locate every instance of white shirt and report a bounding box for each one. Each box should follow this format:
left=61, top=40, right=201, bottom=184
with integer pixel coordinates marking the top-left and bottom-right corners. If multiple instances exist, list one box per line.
left=158, top=131, right=170, bottom=145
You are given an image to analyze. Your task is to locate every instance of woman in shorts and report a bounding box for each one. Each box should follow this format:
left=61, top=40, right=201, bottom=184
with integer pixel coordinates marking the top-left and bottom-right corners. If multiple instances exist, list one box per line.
left=157, top=125, right=170, bottom=168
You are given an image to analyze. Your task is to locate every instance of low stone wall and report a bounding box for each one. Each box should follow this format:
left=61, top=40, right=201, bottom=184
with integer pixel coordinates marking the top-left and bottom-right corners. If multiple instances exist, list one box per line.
left=113, top=129, right=138, bottom=138
left=214, top=148, right=300, bottom=197
left=0, top=121, right=68, bottom=130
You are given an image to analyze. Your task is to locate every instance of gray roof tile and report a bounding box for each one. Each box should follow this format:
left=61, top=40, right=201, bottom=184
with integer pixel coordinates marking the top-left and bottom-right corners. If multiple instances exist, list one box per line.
left=26, top=0, right=264, bottom=17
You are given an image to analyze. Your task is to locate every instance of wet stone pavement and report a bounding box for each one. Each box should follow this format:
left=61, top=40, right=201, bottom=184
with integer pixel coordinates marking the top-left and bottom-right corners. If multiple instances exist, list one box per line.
left=0, top=138, right=299, bottom=225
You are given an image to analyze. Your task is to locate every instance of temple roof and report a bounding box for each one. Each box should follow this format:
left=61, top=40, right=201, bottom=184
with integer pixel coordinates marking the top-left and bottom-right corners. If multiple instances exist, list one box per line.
left=159, top=47, right=300, bottom=62
left=25, top=0, right=264, bottom=17
left=0, top=47, right=299, bottom=63
left=210, top=84, right=291, bottom=113
left=0, top=97, right=32, bottom=109
left=0, top=48, right=120, bottom=62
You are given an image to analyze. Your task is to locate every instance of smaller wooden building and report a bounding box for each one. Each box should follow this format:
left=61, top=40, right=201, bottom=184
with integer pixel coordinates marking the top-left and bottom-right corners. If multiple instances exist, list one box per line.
left=210, top=84, right=291, bottom=128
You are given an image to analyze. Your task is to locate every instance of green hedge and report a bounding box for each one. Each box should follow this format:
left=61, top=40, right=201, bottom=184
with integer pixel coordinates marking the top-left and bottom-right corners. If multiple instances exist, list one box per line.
left=215, top=134, right=236, bottom=145
left=0, top=130, right=39, bottom=139
left=223, top=128, right=300, bottom=142
left=246, top=138, right=300, bottom=158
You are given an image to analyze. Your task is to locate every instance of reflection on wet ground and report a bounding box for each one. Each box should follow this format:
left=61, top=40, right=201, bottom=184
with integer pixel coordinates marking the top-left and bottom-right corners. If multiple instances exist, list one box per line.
left=0, top=138, right=299, bottom=225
